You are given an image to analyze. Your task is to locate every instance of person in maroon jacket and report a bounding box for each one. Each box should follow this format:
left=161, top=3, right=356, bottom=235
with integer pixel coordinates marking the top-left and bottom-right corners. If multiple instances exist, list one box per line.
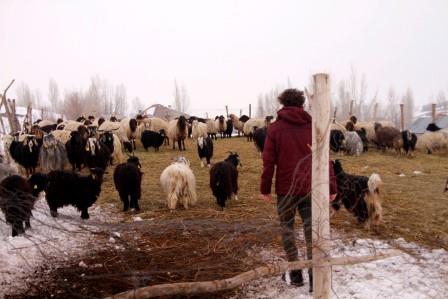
left=259, top=88, right=337, bottom=292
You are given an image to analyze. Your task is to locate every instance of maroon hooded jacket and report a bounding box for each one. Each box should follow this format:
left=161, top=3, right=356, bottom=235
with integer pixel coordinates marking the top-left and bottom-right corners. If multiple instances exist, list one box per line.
left=260, top=106, right=337, bottom=196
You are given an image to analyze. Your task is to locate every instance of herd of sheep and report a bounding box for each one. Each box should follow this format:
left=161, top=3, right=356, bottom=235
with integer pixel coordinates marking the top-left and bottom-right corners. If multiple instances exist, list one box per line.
left=0, top=111, right=447, bottom=237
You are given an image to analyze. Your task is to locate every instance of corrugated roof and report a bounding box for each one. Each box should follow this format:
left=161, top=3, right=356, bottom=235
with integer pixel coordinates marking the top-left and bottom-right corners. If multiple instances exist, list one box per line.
left=409, top=115, right=448, bottom=134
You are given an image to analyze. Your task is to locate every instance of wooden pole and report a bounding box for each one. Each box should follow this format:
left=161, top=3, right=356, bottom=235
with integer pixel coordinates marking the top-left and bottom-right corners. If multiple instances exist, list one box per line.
left=373, top=103, right=378, bottom=121
left=225, top=105, right=229, bottom=118
left=432, top=103, right=436, bottom=123
left=206, top=112, right=209, bottom=119
left=249, top=104, right=252, bottom=118
left=311, top=73, right=331, bottom=299
left=400, top=104, right=404, bottom=131
left=332, top=107, right=337, bottom=123
left=2, top=79, right=17, bottom=133
left=239, top=109, right=242, bottom=117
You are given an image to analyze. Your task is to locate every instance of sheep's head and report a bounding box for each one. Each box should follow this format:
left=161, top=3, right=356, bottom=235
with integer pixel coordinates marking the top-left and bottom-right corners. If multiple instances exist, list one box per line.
left=129, top=119, right=138, bottom=132
left=173, top=156, right=190, bottom=167
left=127, top=156, right=142, bottom=168
left=89, top=167, right=105, bottom=183
left=225, top=152, right=241, bottom=168
left=28, top=173, right=48, bottom=197
left=167, top=195, right=178, bottom=212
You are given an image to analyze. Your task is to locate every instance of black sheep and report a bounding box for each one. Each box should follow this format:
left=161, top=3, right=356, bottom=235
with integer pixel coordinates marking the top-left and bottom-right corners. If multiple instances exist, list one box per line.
left=66, top=131, right=86, bottom=171
left=9, top=135, right=40, bottom=176
left=0, top=173, right=47, bottom=236
left=210, top=153, right=241, bottom=209
left=84, top=138, right=111, bottom=171
left=45, top=168, right=104, bottom=219
left=99, top=131, right=114, bottom=164
left=253, top=127, right=267, bottom=153
left=141, top=130, right=165, bottom=151
left=113, top=156, right=143, bottom=211
left=330, top=130, right=345, bottom=153
left=224, top=119, right=233, bottom=138
left=197, top=136, right=214, bottom=167
left=239, top=115, right=250, bottom=123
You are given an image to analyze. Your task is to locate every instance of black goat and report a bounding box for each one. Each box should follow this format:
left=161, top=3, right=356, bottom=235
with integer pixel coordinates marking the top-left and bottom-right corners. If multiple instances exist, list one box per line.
left=66, top=131, right=86, bottom=171
left=0, top=173, right=47, bottom=236
left=9, top=135, right=40, bottom=176
left=331, top=160, right=383, bottom=229
left=113, top=156, right=143, bottom=211
left=330, top=130, right=345, bottom=153
left=197, top=136, right=214, bottom=167
left=239, top=115, right=250, bottom=123
left=45, top=168, right=104, bottom=219
left=84, top=138, right=111, bottom=171
left=402, top=130, right=417, bottom=155
left=224, top=119, right=233, bottom=138
left=141, top=130, right=165, bottom=151
left=210, top=153, right=241, bottom=209
left=356, top=128, right=368, bottom=152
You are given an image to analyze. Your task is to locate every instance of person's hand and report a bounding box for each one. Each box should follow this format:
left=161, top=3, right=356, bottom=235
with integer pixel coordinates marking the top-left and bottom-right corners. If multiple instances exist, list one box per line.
left=259, top=194, right=273, bottom=202
left=330, top=194, right=337, bottom=202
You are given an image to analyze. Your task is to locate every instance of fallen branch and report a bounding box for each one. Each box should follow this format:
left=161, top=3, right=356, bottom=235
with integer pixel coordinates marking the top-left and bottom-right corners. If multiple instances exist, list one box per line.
left=105, top=250, right=400, bottom=299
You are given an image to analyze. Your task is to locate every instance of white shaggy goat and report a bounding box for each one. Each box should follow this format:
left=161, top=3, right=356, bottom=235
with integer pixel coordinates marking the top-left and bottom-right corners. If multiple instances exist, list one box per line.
left=192, top=120, right=208, bottom=140
left=51, top=130, right=72, bottom=145
left=416, top=131, right=448, bottom=154
left=160, top=157, right=197, bottom=211
left=344, top=131, right=364, bottom=156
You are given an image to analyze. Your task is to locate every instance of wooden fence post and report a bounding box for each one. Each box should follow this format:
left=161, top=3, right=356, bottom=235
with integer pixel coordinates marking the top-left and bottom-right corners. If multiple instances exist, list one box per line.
left=400, top=104, right=404, bottom=131
left=332, top=107, right=337, bottom=123
left=349, top=100, right=354, bottom=117
left=239, top=109, right=242, bottom=117
left=225, top=105, right=229, bottom=118
left=373, top=103, right=378, bottom=121
left=432, top=103, right=436, bottom=123
left=311, top=73, right=331, bottom=299
left=1, top=79, right=17, bottom=133
left=249, top=104, right=252, bottom=118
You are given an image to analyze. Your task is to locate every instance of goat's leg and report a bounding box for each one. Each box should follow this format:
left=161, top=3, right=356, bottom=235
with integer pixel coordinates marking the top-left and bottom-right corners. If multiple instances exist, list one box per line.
left=80, top=208, right=89, bottom=219
left=12, top=221, right=24, bottom=237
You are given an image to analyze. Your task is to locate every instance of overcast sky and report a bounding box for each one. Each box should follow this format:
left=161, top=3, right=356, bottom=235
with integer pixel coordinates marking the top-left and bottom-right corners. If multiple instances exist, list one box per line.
left=1, top=0, right=447, bottom=116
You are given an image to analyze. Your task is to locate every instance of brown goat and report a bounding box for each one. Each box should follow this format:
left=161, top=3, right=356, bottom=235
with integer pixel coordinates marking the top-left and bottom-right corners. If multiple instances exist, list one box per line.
left=374, top=123, right=400, bottom=151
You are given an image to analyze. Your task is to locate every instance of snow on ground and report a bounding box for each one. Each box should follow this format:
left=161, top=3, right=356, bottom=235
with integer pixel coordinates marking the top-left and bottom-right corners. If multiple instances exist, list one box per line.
left=235, top=237, right=448, bottom=299
left=0, top=196, right=120, bottom=298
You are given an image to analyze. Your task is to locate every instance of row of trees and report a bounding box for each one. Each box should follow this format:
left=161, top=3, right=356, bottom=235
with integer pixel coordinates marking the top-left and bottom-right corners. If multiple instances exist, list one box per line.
left=15, top=76, right=129, bottom=120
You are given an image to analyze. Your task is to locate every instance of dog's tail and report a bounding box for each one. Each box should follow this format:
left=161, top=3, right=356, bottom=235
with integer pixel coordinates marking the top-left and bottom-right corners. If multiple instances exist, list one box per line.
left=368, top=173, right=382, bottom=194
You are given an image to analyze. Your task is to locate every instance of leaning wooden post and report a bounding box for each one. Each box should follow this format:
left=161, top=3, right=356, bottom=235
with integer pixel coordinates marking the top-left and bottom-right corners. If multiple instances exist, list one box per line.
left=400, top=104, right=404, bottom=131
left=432, top=103, right=436, bottom=123
left=311, top=73, right=331, bottom=299
left=249, top=104, right=252, bottom=118
left=225, top=105, right=229, bottom=118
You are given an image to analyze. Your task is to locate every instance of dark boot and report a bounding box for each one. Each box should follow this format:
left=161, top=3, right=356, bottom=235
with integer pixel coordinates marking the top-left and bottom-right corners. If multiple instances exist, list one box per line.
left=282, top=270, right=304, bottom=287
left=309, top=271, right=313, bottom=293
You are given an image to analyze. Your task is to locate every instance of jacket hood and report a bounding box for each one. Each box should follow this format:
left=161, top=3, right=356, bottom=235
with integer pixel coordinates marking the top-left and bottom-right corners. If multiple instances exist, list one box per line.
left=277, top=106, right=311, bottom=126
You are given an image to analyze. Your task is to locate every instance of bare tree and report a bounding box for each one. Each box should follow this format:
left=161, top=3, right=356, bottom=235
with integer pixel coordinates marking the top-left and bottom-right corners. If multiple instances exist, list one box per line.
left=336, top=81, right=351, bottom=121
left=132, top=97, right=145, bottom=113
left=48, top=79, right=60, bottom=112
left=402, top=88, right=415, bottom=128
left=63, top=90, right=84, bottom=120
left=173, top=80, right=189, bottom=113
left=256, top=95, right=265, bottom=117
left=114, top=84, right=127, bottom=117
left=16, top=82, right=34, bottom=107
left=386, top=87, right=400, bottom=126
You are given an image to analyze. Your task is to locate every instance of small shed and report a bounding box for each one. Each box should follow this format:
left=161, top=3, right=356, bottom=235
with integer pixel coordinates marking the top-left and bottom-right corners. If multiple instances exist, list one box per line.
left=141, top=104, right=189, bottom=122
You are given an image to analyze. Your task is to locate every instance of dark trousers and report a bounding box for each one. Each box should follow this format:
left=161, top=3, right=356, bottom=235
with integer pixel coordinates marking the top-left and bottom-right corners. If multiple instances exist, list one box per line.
left=277, top=194, right=312, bottom=273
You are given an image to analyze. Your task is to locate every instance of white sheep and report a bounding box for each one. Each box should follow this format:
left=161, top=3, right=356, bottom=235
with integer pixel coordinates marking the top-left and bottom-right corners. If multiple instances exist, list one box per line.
left=229, top=114, right=245, bottom=136
left=51, top=130, right=72, bottom=145
left=192, top=120, right=208, bottom=140
left=112, top=133, right=125, bottom=164
left=206, top=119, right=218, bottom=139
left=136, top=117, right=169, bottom=139
left=215, top=116, right=227, bottom=138
left=243, top=118, right=265, bottom=141
left=62, top=121, right=85, bottom=132
left=160, top=157, right=197, bottom=211
left=416, top=131, right=448, bottom=154
left=167, top=116, right=188, bottom=151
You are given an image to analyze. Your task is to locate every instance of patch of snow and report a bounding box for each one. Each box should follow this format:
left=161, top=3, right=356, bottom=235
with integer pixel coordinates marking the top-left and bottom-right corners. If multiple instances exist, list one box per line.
left=413, top=171, right=423, bottom=175
left=236, top=238, right=448, bottom=299
left=399, top=173, right=406, bottom=177
left=0, top=196, right=121, bottom=298
left=133, top=216, right=143, bottom=222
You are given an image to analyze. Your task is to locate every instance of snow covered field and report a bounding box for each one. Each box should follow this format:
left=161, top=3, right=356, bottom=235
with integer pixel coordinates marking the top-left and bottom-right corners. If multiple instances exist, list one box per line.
left=0, top=196, right=120, bottom=298
left=233, top=237, right=448, bottom=299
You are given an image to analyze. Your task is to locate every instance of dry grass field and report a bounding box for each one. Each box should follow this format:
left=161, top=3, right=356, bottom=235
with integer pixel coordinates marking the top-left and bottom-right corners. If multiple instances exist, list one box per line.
left=98, top=136, right=448, bottom=250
